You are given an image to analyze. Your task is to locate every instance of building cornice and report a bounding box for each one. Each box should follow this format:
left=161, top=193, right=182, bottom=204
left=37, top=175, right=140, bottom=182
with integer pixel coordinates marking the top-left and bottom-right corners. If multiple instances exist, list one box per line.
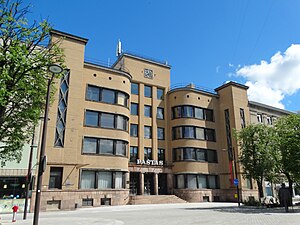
left=50, top=29, right=89, bottom=44
left=248, top=101, right=294, bottom=115
left=215, top=81, right=249, bottom=92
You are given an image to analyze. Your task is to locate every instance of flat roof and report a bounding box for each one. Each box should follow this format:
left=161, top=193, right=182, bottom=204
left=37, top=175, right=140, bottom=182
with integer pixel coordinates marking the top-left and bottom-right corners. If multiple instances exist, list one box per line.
left=112, top=52, right=171, bottom=69
left=249, top=101, right=294, bottom=115
left=215, top=81, right=249, bottom=92
left=50, top=29, right=89, bottom=44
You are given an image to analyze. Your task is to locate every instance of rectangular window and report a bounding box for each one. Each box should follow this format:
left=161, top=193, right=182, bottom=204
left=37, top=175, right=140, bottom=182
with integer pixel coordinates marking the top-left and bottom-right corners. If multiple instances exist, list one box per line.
left=173, top=148, right=182, bottom=161
left=196, top=149, right=206, bottom=161
left=183, top=126, right=195, bottom=138
left=157, top=107, right=164, bottom=120
left=102, top=89, right=115, bottom=104
left=257, top=114, right=263, bottom=123
left=99, top=139, right=114, bottom=154
left=266, top=116, right=272, bottom=125
left=172, top=127, right=182, bottom=139
left=207, top=150, right=217, bottom=163
left=187, top=175, right=197, bottom=189
left=182, top=106, right=194, bottom=118
left=157, top=88, right=164, bottom=100
left=83, top=137, right=98, bottom=154
left=144, top=85, right=152, bottom=98
left=205, top=129, right=215, bottom=141
left=240, top=108, right=246, bottom=128
left=100, top=113, right=115, bottom=129
left=177, top=175, right=185, bottom=189
left=131, top=103, right=138, bottom=115
left=144, top=126, right=152, bottom=139
left=197, top=175, right=207, bottom=188
left=115, top=172, right=124, bottom=189
left=130, top=124, right=138, bottom=137
left=117, top=92, right=127, bottom=107
left=204, top=109, right=214, bottom=121
left=157, top=127, right=165, bottom=140
left=173, top=106, right=182, bottom=119
left=158, top=148, right=165, bottom=162
left=130, top=146, right=138, bottom=162
left=183, top=148, right=196, bottom=160
left=195, top=127, right=205, bottom=140
left=144, top=105, right=152, bottom=117
left=195, top=108, right=204, bottom=120
left=115, top=140, right=127, bottom=156
left=131, top=83, right=139, bottom=95
left=246, top=178, right=253, bottom=189
left=81, top=170, right=95, bottom=189
left=49, top=167, right=63, bottom=189
left=144, top=147, right=152, bottom=160
left=85, top=110, right=99, bottom=127
left=208, top=175, right=218, bottom=189
left=116, top=115, right=127, bottom=131
left=86, top=85, right=100, bottom=101
left=97, top=172, right=112, bottom=189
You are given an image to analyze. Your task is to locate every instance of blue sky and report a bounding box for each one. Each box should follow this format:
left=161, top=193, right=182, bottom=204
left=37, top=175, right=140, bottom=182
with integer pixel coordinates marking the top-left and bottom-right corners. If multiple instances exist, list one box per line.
left=26, top=0, right=300, bottom=112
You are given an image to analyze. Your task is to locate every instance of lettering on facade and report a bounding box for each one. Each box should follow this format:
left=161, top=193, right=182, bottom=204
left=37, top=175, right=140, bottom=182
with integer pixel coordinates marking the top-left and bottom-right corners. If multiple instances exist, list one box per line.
left=136, top=159, right=163, bottom=166
left=144, top=68, right=153, bottom=79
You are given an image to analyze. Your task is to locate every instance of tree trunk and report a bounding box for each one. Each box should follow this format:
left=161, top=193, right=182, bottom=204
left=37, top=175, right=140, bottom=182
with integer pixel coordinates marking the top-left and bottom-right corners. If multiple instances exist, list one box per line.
left=284, top=172, right=294, bottom=206
left=257, top=179, right=264, bottom=202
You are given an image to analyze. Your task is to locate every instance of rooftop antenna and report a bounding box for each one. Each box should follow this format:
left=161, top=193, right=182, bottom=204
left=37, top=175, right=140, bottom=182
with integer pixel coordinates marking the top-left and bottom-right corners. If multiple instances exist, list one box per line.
left=116, top=39, right=122, bottom=57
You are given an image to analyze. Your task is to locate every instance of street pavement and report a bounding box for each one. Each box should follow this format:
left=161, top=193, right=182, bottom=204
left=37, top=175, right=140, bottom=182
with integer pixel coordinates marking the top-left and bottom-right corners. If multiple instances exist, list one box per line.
left=1, top=203, right=300, bottom=225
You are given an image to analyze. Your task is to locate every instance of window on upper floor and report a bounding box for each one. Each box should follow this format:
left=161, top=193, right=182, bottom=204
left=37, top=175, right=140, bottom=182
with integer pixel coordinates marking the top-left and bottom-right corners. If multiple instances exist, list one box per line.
left=144, top=105, right=152, bottom=117
left=266, top=116, right=273, bottom=125
left=130, top=146, right=138, bottom=163
left=158, top=148, right=165, bottom=162
left=172, top=126, right=216, bottom=142
left=257, top=114, right=263, bottom=123
left=144, top=126, right=152, bottom=139
left=131, top=83, right=139, bottom=95
left=144, top=85, right=152, bottom=98
left=157, top=88, right=164, bottom=100
left=157, top=107, right=164, bottom=120
left=144, top=147, right=152, bottom=160
left=157, top=127, right=165, bottom=140
left=86, top=85, right=129, bottom=107
left=172, top=105, right=214, bottom=122
left=131, top=103, right=138, bottom=115
left=130, top=124, right=138, bottom=137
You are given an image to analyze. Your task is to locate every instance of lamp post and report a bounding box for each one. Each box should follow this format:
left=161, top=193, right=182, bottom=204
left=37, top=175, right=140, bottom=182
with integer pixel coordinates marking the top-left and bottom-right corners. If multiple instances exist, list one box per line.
left=33, top=64, right=63, bottom=225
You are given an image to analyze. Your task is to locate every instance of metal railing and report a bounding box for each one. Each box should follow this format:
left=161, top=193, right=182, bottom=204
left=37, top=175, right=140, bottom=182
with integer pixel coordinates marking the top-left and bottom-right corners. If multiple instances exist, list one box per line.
left=169, top=82, right=217, bottom=94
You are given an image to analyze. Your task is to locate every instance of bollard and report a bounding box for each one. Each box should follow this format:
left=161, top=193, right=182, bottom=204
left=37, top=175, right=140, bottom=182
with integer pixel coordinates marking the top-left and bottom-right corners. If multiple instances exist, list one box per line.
left=12, top=205, right=19, bottom=222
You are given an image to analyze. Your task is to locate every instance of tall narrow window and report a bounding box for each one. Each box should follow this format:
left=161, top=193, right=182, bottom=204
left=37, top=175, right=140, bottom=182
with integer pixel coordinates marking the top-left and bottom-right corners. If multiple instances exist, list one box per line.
left=157, top=127, right=165, bottom=140
left=144, top=85, right=152, bottom=98
left=157, top=88, right=164, bottom=100
left=240, top=108, right=246, bottom=128
left=158, top=148, right=165, bottom=162
left=130, top=124, right=138, bottom=137
left=131, top=103, right=138, bottom=115
left=224, top=109, right=233, bottom=161
left=144, top=147, right=152, bottom=160
left=144, top=126, right=152, bottom=139
left=157, top=107, right=164, bottom=119
left=49, top=167, right=63, bottom=189
left=54, top=70, right=70, bottom=147
left=131, top=83, right=139, bottom=95
left=144, top=105, right=152, bottom=117
left=130, top=146, right=138, bottom=162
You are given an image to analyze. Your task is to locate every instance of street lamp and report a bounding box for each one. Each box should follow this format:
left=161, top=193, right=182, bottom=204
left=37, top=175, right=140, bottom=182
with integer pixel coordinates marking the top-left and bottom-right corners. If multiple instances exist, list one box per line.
left=33, top=64, right=63, bottom=225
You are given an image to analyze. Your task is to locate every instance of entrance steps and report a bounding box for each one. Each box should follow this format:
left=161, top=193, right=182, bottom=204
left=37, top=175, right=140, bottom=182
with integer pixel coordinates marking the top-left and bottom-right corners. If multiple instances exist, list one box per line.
left=129, top=195, right=187, bottom=205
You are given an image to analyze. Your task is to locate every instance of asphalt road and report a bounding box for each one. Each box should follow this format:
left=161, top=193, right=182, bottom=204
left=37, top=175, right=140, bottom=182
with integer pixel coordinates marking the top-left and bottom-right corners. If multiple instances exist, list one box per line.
left=1, top=203, right=300, bottom=225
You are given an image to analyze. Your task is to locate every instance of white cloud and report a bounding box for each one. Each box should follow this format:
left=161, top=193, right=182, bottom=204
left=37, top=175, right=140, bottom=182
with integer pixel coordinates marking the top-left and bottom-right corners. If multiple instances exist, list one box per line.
left=236, top=44, right=300, bottom=109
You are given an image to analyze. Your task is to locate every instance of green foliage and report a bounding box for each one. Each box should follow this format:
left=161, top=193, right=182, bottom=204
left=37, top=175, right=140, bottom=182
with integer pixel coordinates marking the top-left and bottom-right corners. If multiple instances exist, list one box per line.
left=0, top=0, right=64, bottom=165
left=243, top=197, right=261, bottom=206
left=234, top=124, right=279, bottom=198
left=275, top=114, right=300, bottom=182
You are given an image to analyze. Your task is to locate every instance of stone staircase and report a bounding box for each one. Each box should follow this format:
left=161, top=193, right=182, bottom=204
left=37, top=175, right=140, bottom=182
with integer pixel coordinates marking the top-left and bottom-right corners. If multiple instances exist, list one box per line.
left=129, top=195, right=187, bottom=205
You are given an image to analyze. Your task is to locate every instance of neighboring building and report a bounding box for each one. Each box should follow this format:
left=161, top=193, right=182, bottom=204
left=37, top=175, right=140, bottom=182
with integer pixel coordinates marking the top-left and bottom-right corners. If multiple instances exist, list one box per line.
left=29, top=30, right=293, bottom=211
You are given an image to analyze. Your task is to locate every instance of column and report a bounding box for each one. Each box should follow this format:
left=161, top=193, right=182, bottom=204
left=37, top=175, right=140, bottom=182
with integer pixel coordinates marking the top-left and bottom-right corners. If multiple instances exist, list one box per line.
left=139, top=172, right=144, bottom=195
left=154, top=173, right=158, bottom=195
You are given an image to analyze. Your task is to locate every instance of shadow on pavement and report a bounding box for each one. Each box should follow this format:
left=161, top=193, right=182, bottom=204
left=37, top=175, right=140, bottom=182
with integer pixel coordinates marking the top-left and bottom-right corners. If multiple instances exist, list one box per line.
left=185, top=206, right=300, bottom=214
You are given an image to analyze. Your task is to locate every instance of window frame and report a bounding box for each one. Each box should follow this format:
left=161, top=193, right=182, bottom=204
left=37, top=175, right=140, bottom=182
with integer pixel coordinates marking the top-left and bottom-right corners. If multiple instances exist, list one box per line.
left=144, top=85, right=152, bottom=98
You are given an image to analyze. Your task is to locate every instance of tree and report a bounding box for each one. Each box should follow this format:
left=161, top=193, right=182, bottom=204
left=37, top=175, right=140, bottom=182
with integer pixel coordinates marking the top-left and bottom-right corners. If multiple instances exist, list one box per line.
left=275, top=114, right=300, bottom=195
left=235, top=124, right=279, bottom=199
left=0, top=0, right=64, bottom=165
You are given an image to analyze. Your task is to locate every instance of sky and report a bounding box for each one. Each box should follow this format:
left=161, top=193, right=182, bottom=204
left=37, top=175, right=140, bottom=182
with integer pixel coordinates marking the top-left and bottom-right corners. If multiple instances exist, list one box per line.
left=25, top=0, right=300, bottom=112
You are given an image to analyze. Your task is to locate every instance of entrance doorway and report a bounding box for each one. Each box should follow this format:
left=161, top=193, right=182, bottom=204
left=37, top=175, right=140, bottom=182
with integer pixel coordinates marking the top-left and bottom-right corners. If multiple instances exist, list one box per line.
left=158, top=173, right=168, bottom=195
left=144, top=173, right=154, bottom=195
left=129, top=172, right=140, bottom=195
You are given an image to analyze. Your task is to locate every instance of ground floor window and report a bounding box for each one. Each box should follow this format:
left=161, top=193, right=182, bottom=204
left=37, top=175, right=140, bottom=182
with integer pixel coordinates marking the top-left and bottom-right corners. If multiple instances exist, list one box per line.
left=175, top=174, right=219, bottom=189
left=49, top=167, right=63, bottom=189
left=80, top=170, right=125, bottom=189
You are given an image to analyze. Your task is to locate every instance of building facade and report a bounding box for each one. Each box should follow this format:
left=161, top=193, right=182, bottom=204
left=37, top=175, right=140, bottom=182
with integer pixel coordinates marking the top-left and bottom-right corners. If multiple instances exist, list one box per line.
left=30, top=30, right=292, bottom=211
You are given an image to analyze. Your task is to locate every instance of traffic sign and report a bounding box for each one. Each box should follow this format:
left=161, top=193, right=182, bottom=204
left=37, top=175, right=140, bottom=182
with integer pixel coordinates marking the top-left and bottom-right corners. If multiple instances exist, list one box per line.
left=234, top=179, right=239, bottom=186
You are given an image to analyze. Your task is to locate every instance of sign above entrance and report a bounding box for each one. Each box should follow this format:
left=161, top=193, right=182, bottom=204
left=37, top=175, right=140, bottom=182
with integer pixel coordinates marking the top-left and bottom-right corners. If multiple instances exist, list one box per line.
left=136, top=159, right=163, bottom=166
